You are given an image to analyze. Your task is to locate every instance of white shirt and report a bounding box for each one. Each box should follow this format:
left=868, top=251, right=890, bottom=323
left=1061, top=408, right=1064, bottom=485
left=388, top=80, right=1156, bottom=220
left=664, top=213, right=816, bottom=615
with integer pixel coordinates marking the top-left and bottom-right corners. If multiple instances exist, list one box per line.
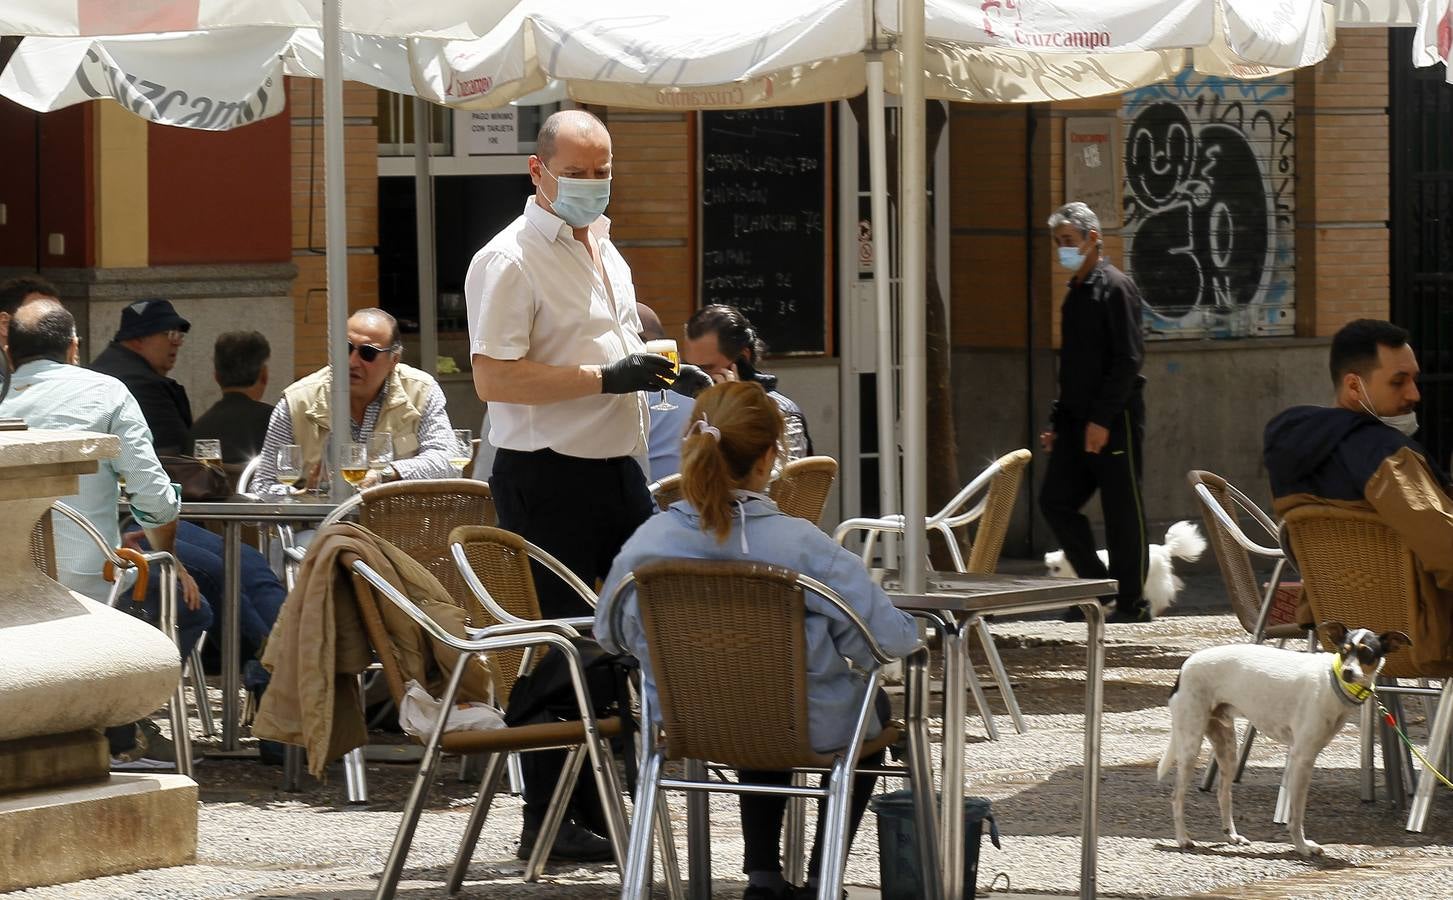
left=464, top=199, right=647, bottom=459
left=0, top=360, right=180, bottom=602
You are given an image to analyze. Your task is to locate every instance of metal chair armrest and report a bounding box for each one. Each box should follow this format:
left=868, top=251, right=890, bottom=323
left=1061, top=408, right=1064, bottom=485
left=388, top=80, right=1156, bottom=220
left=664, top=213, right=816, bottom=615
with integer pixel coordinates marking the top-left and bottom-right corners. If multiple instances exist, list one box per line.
left=794, top=572, right=911, bottom=667
left=51, top=500, right=131, bottom=569
left=466, top=619, right=581, bottom=641
left=1194, top=483, right=1283, bottom=558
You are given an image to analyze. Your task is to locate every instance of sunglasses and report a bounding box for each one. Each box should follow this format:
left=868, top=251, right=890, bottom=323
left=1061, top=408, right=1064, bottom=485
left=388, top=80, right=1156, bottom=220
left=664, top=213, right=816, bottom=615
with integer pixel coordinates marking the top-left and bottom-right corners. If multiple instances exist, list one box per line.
left=347, top=341, right=398, bottom=363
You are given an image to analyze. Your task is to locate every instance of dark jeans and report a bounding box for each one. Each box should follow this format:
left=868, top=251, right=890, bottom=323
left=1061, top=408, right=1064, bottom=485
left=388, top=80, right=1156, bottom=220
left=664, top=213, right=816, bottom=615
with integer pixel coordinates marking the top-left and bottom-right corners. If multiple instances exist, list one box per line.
left=1039, top=398, right=1149, bottom=608
left=127, top=520, right=287, bottom=657
left=739, top=690, right=892, bottom=878
left=491, top=447, right=653, bottom=828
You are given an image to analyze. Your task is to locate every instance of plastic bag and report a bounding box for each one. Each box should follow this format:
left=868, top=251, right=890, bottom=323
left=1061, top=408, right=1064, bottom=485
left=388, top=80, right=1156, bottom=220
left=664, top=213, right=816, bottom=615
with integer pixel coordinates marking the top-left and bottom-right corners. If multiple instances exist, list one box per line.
left=399, top=679, right=506, bottom=738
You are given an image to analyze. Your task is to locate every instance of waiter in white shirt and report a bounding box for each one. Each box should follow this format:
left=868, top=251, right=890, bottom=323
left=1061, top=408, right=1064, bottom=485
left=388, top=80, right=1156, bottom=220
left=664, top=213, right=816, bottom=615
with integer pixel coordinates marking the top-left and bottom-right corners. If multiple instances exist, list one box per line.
left=465, top=108, right=710, bottom=862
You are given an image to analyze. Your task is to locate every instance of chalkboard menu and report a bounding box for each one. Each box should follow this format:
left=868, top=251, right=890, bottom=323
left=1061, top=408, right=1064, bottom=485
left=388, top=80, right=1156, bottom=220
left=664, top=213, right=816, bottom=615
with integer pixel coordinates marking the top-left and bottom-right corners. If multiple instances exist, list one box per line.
left=699, top=106, right=830, bottom=355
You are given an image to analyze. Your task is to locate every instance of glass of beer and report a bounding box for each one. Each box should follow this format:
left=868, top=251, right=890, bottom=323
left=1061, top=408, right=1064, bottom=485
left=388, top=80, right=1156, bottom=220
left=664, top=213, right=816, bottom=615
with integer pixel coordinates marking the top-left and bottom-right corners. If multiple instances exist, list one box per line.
left=449, top=429, right=473, bottom=476
left=194, top=439, right=222, bottom=468
left=341, top=442, right=369, bottom=491
left=276, top=444, right=303, bottom=495
left=644, top=338, right=679, bottom=411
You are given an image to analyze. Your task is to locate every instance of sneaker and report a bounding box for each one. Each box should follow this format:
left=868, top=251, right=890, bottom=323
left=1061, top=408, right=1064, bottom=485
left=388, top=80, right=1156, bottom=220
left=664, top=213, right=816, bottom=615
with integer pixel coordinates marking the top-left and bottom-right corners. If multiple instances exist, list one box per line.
left=1106, top=602, right=1152, bottom=624
left=110, top=755, right=175, bottom=771
left=134, top=718, right=178, bottom=762
left=516, top=821, right=614, bottom=863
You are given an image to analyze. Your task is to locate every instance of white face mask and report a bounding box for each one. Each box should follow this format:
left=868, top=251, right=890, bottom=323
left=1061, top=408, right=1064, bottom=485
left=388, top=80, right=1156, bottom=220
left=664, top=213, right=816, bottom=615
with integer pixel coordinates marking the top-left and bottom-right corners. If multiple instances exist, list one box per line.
left=1355, top=376, right=1419, bottom=437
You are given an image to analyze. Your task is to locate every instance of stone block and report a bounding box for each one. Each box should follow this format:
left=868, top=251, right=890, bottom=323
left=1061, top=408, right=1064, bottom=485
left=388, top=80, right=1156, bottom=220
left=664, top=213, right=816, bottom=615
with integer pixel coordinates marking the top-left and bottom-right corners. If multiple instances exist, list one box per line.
left=0, top=730, right=108, bottom=796
left=0, top=773, right=197, bottom=893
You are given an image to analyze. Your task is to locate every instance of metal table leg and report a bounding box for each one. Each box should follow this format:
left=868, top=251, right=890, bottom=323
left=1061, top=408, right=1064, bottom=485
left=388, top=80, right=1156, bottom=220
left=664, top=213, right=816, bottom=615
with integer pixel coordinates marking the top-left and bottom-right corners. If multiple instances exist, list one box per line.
left=222, top=520, right=243, bottom=751
left=1079, top=600, right=1105, bottom=900
left=939, top=616, right=968, bottom=900
left=685, top=758, right=711, bottom=899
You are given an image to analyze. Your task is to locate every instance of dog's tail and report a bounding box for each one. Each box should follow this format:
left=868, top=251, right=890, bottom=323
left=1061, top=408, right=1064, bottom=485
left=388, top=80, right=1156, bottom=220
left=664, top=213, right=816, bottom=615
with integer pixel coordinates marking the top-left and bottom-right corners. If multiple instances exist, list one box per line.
left=1157, top=671, right=1183, bottom=782
left=1162, top=520, right=1207, bottom=564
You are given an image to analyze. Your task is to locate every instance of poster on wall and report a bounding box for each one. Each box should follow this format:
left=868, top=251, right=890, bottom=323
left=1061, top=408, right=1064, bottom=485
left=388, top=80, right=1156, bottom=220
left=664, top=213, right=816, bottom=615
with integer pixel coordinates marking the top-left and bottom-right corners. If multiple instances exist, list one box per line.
left=1065, top=117, right=1121, bottom=229
left=1120, top=71, right=1296, bottom=340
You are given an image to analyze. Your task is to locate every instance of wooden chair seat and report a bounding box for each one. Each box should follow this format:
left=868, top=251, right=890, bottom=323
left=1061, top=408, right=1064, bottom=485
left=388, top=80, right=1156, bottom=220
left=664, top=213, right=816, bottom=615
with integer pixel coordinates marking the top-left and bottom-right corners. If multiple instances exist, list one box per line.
left=439, top=716, right=624, bottom=755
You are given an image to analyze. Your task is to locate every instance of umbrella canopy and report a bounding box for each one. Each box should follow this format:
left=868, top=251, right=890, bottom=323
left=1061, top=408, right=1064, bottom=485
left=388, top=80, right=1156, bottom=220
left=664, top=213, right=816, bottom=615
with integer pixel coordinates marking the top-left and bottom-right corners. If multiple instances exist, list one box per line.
left=414, top=0, right=1341, bottom=110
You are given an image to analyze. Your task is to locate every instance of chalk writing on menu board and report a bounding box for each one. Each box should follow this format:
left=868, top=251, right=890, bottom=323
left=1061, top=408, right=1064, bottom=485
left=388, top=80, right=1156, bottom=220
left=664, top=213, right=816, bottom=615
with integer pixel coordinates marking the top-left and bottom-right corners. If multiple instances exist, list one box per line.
left=700, top=106, right=828, bottom=355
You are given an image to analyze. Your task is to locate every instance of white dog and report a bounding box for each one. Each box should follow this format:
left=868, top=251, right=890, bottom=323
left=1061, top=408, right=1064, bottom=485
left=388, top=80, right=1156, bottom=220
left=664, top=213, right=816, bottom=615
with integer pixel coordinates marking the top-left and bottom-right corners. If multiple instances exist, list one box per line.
left=1158, top=624, right=1410, bottom=857
left=1043, top=520, right=1206, bottom=617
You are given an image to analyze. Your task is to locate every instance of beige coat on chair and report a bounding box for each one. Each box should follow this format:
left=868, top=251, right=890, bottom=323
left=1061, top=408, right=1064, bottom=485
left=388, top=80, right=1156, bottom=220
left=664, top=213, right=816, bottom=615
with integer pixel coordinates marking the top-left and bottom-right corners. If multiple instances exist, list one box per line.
left=254, top=522, right=495, bottom=777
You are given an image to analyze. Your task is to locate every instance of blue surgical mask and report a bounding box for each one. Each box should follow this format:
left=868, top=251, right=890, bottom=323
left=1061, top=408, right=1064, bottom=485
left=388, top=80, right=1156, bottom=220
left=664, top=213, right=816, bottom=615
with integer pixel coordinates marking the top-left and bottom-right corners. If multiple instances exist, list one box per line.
left=541, top=162, right=611, bottom=228
left=1057, top=246, right=1085, bottom=271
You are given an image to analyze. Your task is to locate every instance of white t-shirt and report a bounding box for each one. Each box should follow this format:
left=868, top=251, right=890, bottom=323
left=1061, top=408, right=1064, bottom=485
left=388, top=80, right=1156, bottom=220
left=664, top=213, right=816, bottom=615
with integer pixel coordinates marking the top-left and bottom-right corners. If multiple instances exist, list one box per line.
left=464, top=199, right=648, bottom=459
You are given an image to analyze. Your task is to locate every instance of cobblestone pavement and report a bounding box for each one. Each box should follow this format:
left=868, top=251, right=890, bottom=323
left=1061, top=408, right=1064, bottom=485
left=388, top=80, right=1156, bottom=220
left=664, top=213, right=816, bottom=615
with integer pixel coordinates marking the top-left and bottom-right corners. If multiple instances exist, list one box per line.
left=8, top=613, right=1452, bottom=899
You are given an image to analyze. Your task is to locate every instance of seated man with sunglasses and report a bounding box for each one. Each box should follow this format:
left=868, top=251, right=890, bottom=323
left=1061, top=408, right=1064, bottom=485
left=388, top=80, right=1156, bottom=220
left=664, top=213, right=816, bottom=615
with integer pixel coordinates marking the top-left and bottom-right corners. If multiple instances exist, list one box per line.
left=251, top=308, right=457, bottom=494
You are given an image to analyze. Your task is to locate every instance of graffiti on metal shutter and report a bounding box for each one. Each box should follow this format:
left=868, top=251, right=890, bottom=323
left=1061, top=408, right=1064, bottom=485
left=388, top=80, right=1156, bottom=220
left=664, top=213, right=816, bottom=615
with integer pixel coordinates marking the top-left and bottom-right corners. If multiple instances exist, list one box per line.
left=1120, top=71, right=1295, bottom=339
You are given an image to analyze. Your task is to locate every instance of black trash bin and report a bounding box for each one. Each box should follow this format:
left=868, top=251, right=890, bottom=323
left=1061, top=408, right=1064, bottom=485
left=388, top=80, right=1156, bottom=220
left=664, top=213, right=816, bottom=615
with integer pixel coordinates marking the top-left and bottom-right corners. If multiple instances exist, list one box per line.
left=869, top=790, right=1000, bottom=899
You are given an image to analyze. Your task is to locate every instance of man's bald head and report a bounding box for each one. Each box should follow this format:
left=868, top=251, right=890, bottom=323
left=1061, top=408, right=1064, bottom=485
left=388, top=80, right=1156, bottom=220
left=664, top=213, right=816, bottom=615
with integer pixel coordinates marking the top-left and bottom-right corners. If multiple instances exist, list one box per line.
left=536, top=109, right=609, bottom=166
left=636, top=303, right=666, bottom=341
left=9, top=297, right=77, bottom=366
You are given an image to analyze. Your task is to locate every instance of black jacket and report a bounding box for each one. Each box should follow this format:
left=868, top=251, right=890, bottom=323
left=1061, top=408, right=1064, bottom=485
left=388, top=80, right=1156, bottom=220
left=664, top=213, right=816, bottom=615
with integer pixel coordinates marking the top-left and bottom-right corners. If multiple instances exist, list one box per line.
left=90, top=343, right=193, bottom=456
left=1052, top=260, right=1145, bottom=429
left=746, top=367, right=814, bottom=456
left=193, top=391, right=276, bottom=464
left=1264, top=405, right=1451, bottom=501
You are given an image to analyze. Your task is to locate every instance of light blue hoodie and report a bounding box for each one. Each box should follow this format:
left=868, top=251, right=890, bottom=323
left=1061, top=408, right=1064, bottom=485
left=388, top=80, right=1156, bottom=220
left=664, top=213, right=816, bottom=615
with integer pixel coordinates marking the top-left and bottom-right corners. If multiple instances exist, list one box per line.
left=597, top=492, right=919, bottom=753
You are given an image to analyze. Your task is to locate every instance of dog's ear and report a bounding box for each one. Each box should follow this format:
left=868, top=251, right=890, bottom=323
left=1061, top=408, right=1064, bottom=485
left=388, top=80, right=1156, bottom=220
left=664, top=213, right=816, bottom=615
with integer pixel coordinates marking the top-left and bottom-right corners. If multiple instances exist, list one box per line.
left=1378, top=631, right=1413, bottom=655
left=1318, top=621, right=1348, bottom=647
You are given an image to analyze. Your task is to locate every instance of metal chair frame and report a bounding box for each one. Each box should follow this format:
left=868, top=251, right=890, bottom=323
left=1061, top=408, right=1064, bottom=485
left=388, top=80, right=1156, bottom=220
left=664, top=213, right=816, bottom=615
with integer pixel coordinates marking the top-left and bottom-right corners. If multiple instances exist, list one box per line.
left=35, top=501, right=195, bottom=776
left=353, top=559, right=635, bottom=899
left=648, top=474, right=682, bottom=512
left=603, top=560, right=943, bottom=900
left=1188, top=471, right=1303, bottom=791
left=832, top=450, right=1031, bottom=739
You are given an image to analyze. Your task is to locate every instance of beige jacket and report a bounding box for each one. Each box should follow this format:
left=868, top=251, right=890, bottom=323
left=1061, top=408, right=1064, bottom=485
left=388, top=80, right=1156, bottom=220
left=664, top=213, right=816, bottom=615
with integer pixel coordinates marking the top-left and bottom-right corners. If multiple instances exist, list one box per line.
left=283, top=363, right=436, bottom=477
left=1275, top=446, right=1453, bottom=676
left=254, top=522, right=494, bottom=776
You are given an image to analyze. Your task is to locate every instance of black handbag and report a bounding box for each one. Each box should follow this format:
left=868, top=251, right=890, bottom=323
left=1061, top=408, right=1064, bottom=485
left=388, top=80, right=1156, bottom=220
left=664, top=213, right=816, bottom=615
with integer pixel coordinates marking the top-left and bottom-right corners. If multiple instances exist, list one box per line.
left=159, top=455, right=232, bottom=501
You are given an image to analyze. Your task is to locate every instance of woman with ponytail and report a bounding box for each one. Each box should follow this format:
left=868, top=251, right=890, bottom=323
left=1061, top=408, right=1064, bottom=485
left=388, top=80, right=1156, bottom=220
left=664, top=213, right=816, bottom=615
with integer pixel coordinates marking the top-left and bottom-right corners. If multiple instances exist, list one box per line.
left=598, top=381, right=918, bottom=899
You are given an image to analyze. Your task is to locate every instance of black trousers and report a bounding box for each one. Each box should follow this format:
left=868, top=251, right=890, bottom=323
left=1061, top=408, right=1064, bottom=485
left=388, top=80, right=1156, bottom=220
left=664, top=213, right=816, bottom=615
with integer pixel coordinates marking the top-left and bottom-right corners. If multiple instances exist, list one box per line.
left=1039, top=399, right=1149, bottom=608
left=491, top=447, right=654, bottom=830
left=738, top=690, right=890, bottom=879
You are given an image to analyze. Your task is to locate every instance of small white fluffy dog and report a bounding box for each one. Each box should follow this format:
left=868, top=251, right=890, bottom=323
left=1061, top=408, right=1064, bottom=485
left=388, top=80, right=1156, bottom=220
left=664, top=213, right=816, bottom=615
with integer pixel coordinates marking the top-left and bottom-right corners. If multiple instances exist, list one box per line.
left=1043, top=520, right=1207, bottom=617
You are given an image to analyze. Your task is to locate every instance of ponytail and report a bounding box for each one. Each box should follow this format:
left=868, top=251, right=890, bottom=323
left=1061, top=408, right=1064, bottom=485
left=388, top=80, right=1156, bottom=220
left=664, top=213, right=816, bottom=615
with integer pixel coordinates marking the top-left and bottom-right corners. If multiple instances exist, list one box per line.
left=679, top=381, right=784, bottom=543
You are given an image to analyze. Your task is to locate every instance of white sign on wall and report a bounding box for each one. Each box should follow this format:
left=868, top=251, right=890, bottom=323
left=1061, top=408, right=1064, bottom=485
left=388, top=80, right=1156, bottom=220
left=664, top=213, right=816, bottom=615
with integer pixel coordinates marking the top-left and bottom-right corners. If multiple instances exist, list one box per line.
left=463, top=107, right=518, bottom=155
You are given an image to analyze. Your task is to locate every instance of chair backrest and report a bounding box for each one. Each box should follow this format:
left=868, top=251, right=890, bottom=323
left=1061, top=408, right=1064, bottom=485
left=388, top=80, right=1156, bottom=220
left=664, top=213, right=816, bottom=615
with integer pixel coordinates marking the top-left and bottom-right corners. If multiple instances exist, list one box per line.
left=1282, top=504, right=1421, bottom=677
left=768, top=455, right=838, bottom=524
left=356, top=479, right=497, bottom=619
left=235, top=455, right=263, bottom=494
left=447, top=525, right=547, bottom=698
left=630, top=559, right=828, bottom=770
left=649, top=473, right=683, bottom=512
left=1187, top=470, right=1282, bottom=635
left=962, top=449, right=1031, bottom=573
left=28, top=510, right=55, bottom=579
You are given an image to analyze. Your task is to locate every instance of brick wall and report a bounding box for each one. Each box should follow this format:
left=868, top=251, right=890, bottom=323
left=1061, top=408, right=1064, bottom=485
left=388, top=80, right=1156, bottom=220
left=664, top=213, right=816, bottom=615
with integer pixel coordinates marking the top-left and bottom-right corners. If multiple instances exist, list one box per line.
left=289, top=77, right=379, bottom=378
left=1295, top=29, right=1391, bottom=337
left=600, top=109, right=696, bottom=341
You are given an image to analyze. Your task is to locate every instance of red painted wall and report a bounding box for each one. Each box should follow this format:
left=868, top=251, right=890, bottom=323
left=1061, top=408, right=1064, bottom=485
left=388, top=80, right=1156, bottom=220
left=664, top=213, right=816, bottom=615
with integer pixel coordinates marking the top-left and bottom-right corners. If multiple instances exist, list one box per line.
left=147, top=110, right=290, bottom=265
left=0, top=98, right=39, bottom=268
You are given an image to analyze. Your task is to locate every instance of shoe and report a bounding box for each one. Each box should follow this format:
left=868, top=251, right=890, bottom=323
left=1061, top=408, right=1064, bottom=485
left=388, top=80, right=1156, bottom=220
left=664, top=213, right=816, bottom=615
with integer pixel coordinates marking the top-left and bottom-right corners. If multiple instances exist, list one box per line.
left=1106, top=602, right=1152, bottom=624
left=135, top=718, right=179, bottom=762
left=110, top=755, right=174, bottom=771
left=516, top=821, right=614, bottom=862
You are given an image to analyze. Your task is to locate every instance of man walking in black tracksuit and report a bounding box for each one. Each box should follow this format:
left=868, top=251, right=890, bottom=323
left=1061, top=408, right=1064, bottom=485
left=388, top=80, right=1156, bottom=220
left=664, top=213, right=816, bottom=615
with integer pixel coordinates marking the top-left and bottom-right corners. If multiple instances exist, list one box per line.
left=1039, top=201, right=1150, bottom=622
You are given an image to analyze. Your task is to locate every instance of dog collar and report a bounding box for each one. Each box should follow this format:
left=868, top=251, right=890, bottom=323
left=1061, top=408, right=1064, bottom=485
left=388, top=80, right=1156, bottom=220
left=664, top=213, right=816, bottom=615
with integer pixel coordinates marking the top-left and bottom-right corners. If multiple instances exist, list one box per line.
left=1329, top=653, right=1374, bottom=706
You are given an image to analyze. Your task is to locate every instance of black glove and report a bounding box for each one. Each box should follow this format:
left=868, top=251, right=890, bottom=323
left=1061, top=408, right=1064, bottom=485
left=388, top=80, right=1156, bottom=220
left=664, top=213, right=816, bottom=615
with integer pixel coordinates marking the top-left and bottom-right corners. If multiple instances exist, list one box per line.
left=669, top=363, right=713, bottom=399
left=600, top=353, right=674, bottom=394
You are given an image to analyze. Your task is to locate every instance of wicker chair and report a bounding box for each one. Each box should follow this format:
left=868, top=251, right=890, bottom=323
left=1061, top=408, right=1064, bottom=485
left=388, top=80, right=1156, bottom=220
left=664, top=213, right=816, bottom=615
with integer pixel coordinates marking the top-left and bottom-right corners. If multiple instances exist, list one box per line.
left=1283, top=504, right=1452, bottom=833
left=768, top=455, right=839, bottom=524
left=346, top=553, right=631, bottom=899
left=605, top=559, right=942, bottom=900
left=1188, top=470, right=1308, bottom=791
left=833, top=448, right=1033, bottom=738
left=648, top=473, right=682, bottom=512
left=27, top=501, right=197, bottom=776
left=282, top=479, right=497, bottom=800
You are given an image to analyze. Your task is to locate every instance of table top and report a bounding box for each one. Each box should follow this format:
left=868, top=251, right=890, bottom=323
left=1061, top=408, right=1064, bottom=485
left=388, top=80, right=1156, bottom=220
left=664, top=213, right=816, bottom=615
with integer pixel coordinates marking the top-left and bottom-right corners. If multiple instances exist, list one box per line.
left=874, top=568, right=1117, bottom=614
left=124, top=495, right=340, bottom=521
